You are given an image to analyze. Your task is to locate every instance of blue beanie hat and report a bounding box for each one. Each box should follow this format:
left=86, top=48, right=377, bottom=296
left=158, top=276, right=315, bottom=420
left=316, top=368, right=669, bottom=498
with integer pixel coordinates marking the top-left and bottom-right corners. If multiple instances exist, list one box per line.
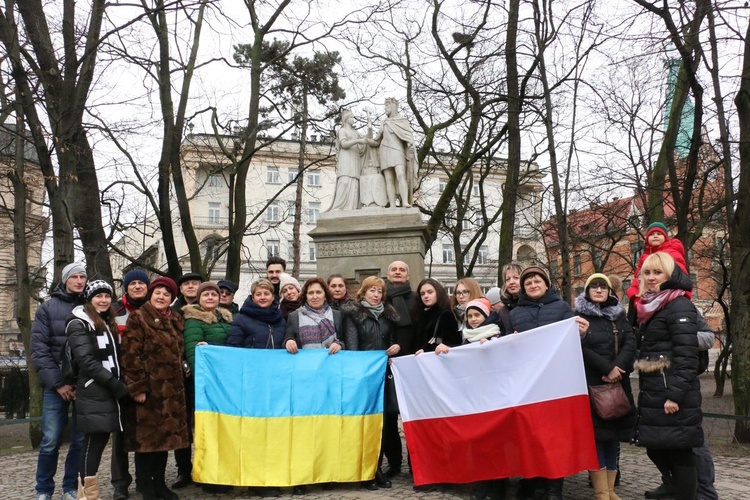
left=123, top=269, right=150, bottom=290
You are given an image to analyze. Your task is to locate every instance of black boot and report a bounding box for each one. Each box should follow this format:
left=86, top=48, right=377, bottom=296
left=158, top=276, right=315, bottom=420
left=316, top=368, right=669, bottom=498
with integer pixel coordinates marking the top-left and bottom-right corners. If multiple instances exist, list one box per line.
left=645, top=481, right=676, bottom=499
left=136, top=477, right=158, bottom=500
left=517, top=478, right=538, bottom=499
left=546, top=478, right=564, bottom=500
left=670, top=466, right=697, bottom=500
left=375, top=468, right=392, bottom=488
left=152, top=470, right=179, bottom=500
left=488, top=478, right=508, bottom=500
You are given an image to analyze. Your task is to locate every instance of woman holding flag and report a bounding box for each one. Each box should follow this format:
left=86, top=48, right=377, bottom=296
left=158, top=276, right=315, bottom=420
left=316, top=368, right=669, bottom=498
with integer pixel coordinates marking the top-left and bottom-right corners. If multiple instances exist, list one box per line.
left=342, top=276, right=401, bottom=491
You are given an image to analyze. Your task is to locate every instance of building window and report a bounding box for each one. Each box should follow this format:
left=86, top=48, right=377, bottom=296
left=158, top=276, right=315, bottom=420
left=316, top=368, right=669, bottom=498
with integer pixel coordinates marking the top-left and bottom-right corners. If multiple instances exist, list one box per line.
left=208, top=202, right=221, bottom=224
left=573, top=254, right=582, bottom=275
left=438, top=178, right=448, bottom=193
left=287, top=201, right=296, bottom=222
left=287, top=242, right=295, bottom=260
left=307, top=169, right=321, bottom=187
left=267, top=239, right=281, bottom=259
left=307, top=202, right=321, bottom=223
left=309, top=242, right=317, bottom=261
left=267, top=166, right=280, bottom=184
left=442, top=244, right=454, bottom=264
left=477, top=245, right=488, bottom=265
left=631, top=241, right=644, bottom=264
left=472, top=182, right=480, bottom=197
left=288, top=168, right=299, bottom=184
left=266, top=202, right=280, bottom=222
left=208, top=174, right=223, bottom=187
left=549, top=260, right=559, bottom=278
left=593, top=250, right=603, bottom=271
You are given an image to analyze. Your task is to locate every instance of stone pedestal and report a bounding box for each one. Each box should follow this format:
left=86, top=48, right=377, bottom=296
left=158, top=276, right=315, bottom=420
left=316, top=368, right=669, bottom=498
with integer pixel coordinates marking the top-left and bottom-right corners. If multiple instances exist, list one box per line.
left=310, top=207, right=429, bottom=286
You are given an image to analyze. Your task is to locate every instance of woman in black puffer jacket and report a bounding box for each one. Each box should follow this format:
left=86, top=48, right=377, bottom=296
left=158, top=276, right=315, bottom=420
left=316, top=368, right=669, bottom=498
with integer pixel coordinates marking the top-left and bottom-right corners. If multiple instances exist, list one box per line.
left=575, top=273, right=636, bottom=500
left=509, top=266, right=588, bottom=500
left=342, top=276, right=401, bottom=491
left=633, top=252, right=702, bottom=500
left=66, top=280, right=129, bottom=499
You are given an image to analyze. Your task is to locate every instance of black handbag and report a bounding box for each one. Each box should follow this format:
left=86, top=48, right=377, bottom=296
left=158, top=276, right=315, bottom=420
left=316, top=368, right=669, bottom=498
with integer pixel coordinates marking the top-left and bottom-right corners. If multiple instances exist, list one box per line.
left=385, top=366, right=399, bottom=415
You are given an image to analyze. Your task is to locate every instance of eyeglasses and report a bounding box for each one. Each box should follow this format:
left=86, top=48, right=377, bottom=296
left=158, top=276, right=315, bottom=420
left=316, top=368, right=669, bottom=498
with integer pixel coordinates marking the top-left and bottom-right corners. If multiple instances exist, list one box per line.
left=454, top=290, right=470, bottom=297
left=588, top=283, right=608, bottom=291
left=219, top=289, right=234, bottom=295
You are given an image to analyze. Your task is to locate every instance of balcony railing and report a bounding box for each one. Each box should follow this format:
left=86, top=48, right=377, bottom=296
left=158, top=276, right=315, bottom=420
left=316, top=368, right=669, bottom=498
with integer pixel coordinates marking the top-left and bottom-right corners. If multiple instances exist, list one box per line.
left=193, top=216, right=229, bottom=229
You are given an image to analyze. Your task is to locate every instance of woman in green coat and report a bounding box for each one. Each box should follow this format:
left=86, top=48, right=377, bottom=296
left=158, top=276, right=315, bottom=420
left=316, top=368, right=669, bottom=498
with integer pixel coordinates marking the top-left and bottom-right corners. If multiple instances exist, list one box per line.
left=181, top=281, right=233, bottom=494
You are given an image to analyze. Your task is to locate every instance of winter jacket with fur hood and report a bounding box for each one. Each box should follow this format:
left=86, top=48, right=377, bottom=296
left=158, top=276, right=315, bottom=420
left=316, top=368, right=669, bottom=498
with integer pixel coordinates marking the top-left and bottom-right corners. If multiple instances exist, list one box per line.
left=121, top=301, right=189, bottom=453
left=182, top=305, right=233, bottom=373
left=632, top=266, right=703, bottom=450
left=30, top=283, right=85, bottom=389
left=575, top=294, right=636, bottom=442
left=509, top=288, right=574, bottom=333
left=341, top=302, right=399, bottom=351
left=66, top=306, right=129, bottom=434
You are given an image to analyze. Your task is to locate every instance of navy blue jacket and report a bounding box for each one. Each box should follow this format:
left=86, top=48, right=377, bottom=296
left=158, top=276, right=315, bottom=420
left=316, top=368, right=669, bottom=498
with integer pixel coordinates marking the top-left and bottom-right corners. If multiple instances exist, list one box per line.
left=509, top=288, right=574, bottom=333
left=226, top=297, right=286, bottom=349
left=30, top=284, right=85, bottom=389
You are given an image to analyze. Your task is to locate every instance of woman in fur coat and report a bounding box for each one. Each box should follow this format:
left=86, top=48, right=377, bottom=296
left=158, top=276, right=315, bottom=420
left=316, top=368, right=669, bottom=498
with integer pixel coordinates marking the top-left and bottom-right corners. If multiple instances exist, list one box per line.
left=121, top=276, right=188, bottom=500
left=633, top=252, right=702, bottom=500
left=342, top=276, right=400, bottom=491
left=66, top=280, right=129, bottom=500
left=575, top=273, right=636, bottom=500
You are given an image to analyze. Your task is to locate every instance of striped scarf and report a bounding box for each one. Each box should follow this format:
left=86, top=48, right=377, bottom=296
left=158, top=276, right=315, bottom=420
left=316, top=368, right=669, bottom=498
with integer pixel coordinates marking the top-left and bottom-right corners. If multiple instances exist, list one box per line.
left=297, top=303, right=337, bottom=349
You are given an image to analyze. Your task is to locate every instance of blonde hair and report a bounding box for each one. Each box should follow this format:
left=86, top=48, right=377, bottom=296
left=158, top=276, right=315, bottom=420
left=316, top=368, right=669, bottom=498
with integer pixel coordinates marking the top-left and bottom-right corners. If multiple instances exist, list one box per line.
left=638, top=252, right=675, bottom=296
left=251, top=278, right=275, bottom=296
left=501, top=262, right=525, bottom=300
left=356, top=276, right=387, bottom=302
left=450, top=278, right=483, bottom=308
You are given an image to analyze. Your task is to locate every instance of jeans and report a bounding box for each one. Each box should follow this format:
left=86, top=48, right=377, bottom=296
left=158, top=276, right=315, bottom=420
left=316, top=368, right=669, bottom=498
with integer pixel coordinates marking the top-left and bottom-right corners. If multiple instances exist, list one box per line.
left=694, top=442, right=718, bottom=500
left=35, top=388, right=85, bottom=495
left=596, top=440, right=619, bottom=470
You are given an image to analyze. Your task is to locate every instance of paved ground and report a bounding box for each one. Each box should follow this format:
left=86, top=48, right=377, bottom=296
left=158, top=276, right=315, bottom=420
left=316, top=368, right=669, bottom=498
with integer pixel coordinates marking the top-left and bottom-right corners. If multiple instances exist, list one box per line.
left=3, top=443, right=750, bottom=499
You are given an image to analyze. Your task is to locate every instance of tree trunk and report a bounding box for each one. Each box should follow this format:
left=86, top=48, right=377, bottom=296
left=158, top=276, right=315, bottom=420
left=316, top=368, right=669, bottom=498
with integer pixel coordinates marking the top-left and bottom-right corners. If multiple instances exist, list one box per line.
left=498, top=0, right=521, bottom=279
left=730, top=16, right=750, bottom=442
left=292, top=91, right=308, bottom=278
left=532, top=0, right=571, bottom=302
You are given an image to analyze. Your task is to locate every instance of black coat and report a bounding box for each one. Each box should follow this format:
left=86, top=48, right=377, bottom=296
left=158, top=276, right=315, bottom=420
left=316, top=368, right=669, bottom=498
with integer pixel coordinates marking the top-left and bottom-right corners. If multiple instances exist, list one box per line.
left=575, top=295, right=637, bottom=442
left=633, top=267, right=703, bottom=450
left=386, top=281, right=417, bottom=355
left=413, top=306, right=461, bottom=353
left=66, top=307, right=129, bottom=434
left=30, top=284, right=85, bottom=389
left=341, top=302, right=399, bottom=351
left=509, top=288, right=574, bottom=333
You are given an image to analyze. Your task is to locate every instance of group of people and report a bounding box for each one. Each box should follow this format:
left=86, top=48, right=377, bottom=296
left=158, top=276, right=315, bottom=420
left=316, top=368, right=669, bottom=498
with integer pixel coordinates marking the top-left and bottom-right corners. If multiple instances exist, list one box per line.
left=29, top=222, right=714, bottom=500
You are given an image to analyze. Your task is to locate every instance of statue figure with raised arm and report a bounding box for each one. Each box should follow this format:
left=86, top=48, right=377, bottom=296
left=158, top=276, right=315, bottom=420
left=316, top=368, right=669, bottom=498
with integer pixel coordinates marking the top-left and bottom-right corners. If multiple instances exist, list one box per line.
left=327, top=109, right=366, bottom=211
left=368, top=97, right=418, bottom=208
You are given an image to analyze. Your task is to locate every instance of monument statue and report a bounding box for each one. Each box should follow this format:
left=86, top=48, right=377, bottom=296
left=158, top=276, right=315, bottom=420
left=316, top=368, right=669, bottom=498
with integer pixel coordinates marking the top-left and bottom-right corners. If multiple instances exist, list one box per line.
left=328, top=109, right=365, bottom=211
left=368, top=97, right=418, bottom=208
left=327, top=100, right=417, bottom=212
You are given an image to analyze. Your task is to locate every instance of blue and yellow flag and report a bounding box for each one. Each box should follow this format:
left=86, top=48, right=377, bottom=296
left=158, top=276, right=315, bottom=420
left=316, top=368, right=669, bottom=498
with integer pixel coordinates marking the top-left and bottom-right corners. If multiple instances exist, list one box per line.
left=193, top=346, right=386, bottom=486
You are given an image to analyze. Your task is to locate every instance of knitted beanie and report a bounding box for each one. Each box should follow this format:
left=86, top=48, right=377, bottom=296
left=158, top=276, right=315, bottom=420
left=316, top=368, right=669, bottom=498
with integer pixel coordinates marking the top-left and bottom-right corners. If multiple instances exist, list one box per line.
left=485, top=287, right=503, bottom=306
left=279, top=273, right=301, bottom=293
left=584, top=273, right=612, bottom=291
left=519, top=266, right=551, bottom=288
left=466, top=298, right=491, bottom=318
left=61, top=263, right=87, bottom=285
left=197, top=281, right=220, bottom=298
left=123, top=269, right=150, bottom=290
left=148, top=276, right=178, bottom=299
left=84, top=280, right=113, bottom=302
left=646, top=222, right=668, bottom=239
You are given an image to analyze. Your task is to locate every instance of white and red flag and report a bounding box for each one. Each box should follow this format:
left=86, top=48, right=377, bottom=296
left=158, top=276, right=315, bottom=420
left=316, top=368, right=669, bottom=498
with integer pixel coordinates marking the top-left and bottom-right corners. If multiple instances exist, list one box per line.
left=391, top=317, right=599, bottom=486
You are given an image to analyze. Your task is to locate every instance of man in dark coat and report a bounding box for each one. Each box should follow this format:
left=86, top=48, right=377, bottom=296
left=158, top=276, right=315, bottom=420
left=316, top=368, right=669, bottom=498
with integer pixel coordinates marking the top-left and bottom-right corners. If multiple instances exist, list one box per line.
left=30, top=262, right=87, bottom=500
left=382, top=260, right=416, bottom=478
left=217, top=279, right=239, bottom=315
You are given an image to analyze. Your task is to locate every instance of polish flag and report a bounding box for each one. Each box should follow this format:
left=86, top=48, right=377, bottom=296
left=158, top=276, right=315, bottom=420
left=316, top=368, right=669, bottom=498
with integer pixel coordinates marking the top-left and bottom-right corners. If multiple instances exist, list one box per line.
left=391, top=317, right=599, bottom=486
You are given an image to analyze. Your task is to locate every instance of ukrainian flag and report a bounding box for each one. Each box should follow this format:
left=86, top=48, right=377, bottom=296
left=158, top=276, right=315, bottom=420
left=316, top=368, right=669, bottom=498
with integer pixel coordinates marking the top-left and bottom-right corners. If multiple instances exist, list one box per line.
left=192, top=345, right=386, bottom=486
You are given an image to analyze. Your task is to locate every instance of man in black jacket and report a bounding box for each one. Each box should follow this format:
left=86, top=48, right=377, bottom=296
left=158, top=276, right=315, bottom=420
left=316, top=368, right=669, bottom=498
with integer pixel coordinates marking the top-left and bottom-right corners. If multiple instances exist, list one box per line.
left=31, top=263, right=87, bottom=500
